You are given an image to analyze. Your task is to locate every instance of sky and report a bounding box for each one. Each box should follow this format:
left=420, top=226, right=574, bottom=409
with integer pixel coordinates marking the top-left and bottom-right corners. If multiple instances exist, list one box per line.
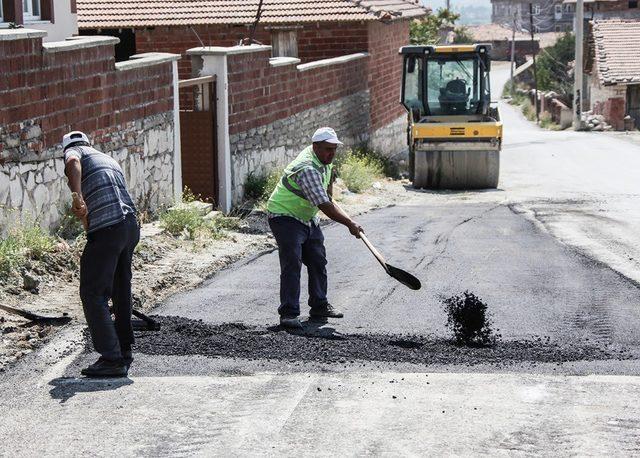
left=422, top=0, right=492, bottom=25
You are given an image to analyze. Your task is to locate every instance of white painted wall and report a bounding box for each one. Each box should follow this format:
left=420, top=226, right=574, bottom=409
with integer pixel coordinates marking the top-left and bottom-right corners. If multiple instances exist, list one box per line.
left=23, top=0, right=78, bottom=42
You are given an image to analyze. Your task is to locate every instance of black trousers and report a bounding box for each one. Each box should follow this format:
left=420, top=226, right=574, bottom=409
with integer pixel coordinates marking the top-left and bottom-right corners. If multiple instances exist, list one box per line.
left=268, top=216, right=329, bottom=318
left=79, top=214, right=140, bottom=361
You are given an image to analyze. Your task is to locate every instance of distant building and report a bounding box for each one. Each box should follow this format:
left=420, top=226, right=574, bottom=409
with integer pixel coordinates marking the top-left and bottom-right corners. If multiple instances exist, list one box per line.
left=491, top=0, right=566, bottom=32
left=492, top=0, right=640, bottom=32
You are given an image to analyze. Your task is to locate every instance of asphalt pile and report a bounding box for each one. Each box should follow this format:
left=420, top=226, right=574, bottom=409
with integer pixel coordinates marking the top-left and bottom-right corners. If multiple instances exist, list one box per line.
left=132, top=316, right=624, bottom=367
left=442, top=291, right=499, bottom=347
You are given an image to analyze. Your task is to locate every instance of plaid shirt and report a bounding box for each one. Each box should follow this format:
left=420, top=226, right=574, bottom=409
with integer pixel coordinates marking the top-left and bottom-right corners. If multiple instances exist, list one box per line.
left=64, top=146, right=136, bottom=233
left=268, top=167, right=330, bottom=226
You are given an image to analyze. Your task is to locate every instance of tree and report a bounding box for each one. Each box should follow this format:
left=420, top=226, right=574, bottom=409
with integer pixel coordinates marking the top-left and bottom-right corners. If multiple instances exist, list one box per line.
left=410, top=8, right=461, bottom=45
left=536, top=33, right=575, bottom=103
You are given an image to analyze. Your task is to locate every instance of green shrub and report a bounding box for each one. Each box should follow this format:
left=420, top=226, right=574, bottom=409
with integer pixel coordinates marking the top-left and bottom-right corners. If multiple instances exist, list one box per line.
left=0, top=220, right=56, bottom=278
left=337, top=150, right=384, bottom=193
left=159, top=187, right=239, bottom=240
left=56, top=205, right=85, bottom=240
left=244, top=168, right=282, bottom=202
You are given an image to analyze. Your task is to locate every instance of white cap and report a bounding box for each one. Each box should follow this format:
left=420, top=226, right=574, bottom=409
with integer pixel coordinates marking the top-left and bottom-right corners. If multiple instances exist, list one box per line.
left=62, top=131, right=90, bottom=149
left=312, top=127, right=343, bottom=145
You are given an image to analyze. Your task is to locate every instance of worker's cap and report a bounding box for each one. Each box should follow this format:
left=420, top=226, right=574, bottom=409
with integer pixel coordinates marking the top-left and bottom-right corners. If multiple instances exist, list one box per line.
left=312, top=127, right=343, bottom=145
left=62, top=131, right=90, bottom=149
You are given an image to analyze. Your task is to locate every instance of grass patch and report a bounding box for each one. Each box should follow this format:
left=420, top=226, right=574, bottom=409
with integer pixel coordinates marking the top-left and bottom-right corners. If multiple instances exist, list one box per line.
left=159, top=188, right=239, bottom=240
left=0, top=220, right=56, bottom=279
left=56, top=205, right=85, bottom=240
left=335, top=149, right=385, bottom=193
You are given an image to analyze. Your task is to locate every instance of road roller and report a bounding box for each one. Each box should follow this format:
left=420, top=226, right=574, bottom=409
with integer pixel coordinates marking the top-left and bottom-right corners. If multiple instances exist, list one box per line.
left=400, top=44, right=502, bottom=189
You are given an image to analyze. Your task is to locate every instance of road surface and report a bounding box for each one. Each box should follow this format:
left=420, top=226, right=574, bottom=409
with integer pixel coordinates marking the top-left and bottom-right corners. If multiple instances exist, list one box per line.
left=2, top=63, right=640, bottom=456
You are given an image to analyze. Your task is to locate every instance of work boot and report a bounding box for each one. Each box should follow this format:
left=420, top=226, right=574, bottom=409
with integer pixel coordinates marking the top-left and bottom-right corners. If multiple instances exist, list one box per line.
left=310, top=303, right=344, bottom=319
left=122, top=351, right=134, bottom=370
left=81, top=357, right=128, bottom=378
left=280, top=315, right=303, bottom=329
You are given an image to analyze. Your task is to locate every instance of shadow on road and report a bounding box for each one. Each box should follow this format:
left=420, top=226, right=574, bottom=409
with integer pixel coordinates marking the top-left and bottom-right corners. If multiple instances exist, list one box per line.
left=49, top=377, right=133, bottom=404
left=403, top=185, right=506, bottom=196
left=267, top=318, right=346, bottom=340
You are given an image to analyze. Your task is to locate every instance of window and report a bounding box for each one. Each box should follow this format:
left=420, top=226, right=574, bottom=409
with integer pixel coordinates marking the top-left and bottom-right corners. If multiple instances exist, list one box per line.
left=532, top=3, right=541, bottom=15
left=23, top=0, right=41, bottom=20
left=555, top=4, right=562, bottom=14
left=630, top=0, right=638, bottom=8
left=271, top=30, right=298, bottom=58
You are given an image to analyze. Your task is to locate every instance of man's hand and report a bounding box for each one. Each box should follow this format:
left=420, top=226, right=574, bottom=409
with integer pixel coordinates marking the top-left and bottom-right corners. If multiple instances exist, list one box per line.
left=72, top=201, right=88, bottom=220
left=347, top=221, right=363, bottom=239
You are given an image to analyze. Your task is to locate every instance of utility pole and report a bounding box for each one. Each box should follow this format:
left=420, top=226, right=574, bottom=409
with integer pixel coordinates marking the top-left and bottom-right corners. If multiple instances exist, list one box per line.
left=573, top=0, right=584, bottom=130
left=446, top=0, right=451, bottom=10
left=510, top=13, right=517, bottom=97
left=529, top=3, right=540, bottom=123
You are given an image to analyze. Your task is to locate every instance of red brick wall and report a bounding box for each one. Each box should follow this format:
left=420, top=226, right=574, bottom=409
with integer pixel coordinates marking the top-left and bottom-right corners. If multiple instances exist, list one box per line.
left=296, top=22, right=369, bottom=62
left=0, top=36, right=174, bottom=162
left=367, top=20, right=409, bottom=130
left=225, top=49, right=369, bottom=135
left=135, top=22, right=369, bottom=80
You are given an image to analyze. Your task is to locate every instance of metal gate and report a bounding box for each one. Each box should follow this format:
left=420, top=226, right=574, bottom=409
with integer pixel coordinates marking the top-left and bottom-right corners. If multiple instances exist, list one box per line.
left=179, top=76, right=218, bottom=202
left=628, top=85, right=640, bottom=130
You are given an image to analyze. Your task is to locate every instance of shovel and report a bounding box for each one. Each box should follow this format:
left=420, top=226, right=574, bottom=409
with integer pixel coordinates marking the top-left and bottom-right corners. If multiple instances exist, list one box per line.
left=0, top=304, right=71, bottom=324
left=358, top=231, right=422, bottom=291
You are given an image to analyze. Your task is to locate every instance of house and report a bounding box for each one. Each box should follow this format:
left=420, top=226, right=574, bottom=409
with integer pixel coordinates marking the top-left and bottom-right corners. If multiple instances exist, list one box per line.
left=563, top=0, right=640, bottom=21
left=76, top=0, right=427, bottom=69
left=0, top=0, right=78, bottom=41
left=491, top=0, right=569, bottom=32
left=466, top=24, right=562, bottom=61
left=74, top=0, right=429, bottom=210
left=585, top=19, right=640, bottom=130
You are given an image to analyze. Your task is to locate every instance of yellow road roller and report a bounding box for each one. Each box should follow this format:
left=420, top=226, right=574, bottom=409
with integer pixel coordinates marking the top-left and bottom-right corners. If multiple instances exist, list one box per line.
left=400, top=44, right=502, bottom=189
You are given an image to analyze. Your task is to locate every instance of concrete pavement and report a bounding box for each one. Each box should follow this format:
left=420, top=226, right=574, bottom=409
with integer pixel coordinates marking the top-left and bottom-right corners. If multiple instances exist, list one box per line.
left=2, top=63, right=640, bottom=456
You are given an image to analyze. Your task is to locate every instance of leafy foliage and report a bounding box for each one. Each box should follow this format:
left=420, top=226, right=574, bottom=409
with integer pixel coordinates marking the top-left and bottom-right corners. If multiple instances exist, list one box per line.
left=410, top=9, right=461, bottom=45
left=335, top=149, right=384, bottom=193
left=0, top=221, right=56, bottom=279
left=536, top=32, right=575, bottom=103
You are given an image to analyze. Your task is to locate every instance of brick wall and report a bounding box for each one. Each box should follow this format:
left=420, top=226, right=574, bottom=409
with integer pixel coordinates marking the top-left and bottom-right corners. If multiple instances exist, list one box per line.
left=0, top=30, right=179, bottom=231
left=367, top=20, right=408, bottom=131
left=226, top=49, right=369, bottom=136
left=135, top=22, right=369, bottom=80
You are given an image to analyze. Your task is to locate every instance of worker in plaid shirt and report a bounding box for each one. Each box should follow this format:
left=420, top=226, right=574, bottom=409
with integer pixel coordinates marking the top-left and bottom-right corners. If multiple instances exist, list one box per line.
left=267, top=127, right=363, bottom=329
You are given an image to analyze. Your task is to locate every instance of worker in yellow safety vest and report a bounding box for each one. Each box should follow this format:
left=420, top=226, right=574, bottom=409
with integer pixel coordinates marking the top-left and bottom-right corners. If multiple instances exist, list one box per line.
left=267, top=127, right=363, bottom=329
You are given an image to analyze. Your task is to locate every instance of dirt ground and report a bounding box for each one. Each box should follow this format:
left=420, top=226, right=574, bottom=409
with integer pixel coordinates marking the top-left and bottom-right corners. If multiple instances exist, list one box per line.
left=0, top=178, right=411, bottom=372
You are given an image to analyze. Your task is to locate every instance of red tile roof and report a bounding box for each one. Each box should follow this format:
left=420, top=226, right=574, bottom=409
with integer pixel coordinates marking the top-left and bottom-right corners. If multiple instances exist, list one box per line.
left=592, top=19, right=640, bottom=85
left=77, top=0, right=428, bottom=29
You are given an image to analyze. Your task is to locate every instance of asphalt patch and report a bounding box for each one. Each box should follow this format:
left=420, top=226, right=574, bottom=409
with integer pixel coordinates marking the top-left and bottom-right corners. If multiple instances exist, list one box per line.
left=132, top=316, right=627, bottom=367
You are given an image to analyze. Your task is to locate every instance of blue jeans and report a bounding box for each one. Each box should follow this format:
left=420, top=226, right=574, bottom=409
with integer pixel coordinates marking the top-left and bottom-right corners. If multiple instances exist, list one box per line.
left=268, top=216, right=329, bottom=317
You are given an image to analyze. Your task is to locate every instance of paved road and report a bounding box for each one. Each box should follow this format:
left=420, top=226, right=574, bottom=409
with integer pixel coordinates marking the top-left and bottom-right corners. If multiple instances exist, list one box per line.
left=3, top=64, right=640, bottom=455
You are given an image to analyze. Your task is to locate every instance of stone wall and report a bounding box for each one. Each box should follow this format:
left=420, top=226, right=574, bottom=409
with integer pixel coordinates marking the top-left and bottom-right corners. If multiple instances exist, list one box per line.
left=368, top=114, right=408, bottom=162
left=0, top=113, right=175, bottom=231
left=228, top=91, right=371, bottom=202
left=0, top=29, right=180, bottom=233
left=588, top=72, right=628, bottom=130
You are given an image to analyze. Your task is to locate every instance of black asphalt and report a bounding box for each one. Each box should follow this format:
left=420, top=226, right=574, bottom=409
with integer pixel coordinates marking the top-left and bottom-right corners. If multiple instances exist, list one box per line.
left=108, top=198, right=640, bottom=375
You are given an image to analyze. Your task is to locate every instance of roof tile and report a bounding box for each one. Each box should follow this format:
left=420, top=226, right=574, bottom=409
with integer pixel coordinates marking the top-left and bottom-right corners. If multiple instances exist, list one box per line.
left=592, top=19, right=640, bottom=85
left=77, top=0, right=428, bottom=29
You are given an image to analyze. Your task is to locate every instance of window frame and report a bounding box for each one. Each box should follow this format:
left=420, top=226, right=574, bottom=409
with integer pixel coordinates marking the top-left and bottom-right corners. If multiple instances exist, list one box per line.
left=22, top=0, right=41, bottom=21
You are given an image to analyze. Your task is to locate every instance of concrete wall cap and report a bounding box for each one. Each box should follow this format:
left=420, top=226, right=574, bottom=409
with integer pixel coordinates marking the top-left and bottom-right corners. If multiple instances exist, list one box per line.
left=269, top=56, right=301, bottom=67
left=43, top=35, right=120, bottom=53
left=186, top=44, right=272, bottom=56
left=0, top=28, right=47, bottom=41
left=116, top=52, right=181, bottom=71
left=297, top=52, right=370, bottom=72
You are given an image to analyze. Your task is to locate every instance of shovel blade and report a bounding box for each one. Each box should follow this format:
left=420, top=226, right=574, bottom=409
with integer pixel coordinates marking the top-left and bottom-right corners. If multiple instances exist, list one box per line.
left=386, top=264, right=422, bottom=290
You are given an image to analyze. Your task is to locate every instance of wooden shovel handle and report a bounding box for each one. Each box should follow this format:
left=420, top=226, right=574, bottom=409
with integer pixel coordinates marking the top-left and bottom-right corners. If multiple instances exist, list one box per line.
left=359, top=232, right=388, bottom=270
